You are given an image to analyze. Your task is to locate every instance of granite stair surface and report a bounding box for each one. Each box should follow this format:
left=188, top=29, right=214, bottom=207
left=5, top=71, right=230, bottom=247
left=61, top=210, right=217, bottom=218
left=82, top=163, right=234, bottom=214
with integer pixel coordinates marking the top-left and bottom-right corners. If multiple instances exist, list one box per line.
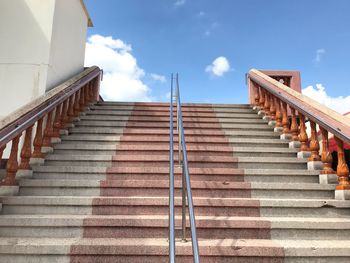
left=1, top=101, right=350, bottom=262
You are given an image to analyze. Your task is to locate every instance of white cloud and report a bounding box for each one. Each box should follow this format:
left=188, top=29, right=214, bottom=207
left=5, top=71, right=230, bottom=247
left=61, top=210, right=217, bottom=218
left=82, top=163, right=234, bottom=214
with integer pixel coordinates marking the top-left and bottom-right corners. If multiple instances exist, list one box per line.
left=302, top=84, right=350, bottom=114
left=150, top=73, right=166, bottom=83
left=205, top=56, right=230, bottom=77
left=314, top=48, right=325, bottom=63
left=174, top=0, right=185, bottom=7
left=84, top=34, right=152, bottom=102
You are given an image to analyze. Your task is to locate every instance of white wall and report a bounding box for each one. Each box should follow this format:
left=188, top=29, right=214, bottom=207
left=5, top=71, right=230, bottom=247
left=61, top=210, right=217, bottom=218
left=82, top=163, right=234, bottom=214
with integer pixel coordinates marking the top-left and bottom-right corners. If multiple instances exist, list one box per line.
left=0, top=0, right=56, bottom=119
left=46, top=0, right=88, bottom=90
left=0, top=0, right=89, bottom=119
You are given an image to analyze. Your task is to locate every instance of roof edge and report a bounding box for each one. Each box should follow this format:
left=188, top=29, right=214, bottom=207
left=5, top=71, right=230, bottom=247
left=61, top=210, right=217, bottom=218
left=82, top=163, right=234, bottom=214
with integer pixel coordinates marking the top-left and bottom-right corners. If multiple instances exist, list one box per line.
left=80, top=0, right=93, bottom=27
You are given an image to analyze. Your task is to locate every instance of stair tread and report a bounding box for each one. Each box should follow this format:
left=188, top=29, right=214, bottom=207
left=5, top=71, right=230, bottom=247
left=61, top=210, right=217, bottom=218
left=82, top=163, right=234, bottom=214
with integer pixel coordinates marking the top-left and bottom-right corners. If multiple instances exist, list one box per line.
left=2, top=196, right=349, bottom=207
left=0, top=237, right=350, bottom=256
left=18, top=179, right=335, bottom=190
left=1, top=215, right=350, bottom=228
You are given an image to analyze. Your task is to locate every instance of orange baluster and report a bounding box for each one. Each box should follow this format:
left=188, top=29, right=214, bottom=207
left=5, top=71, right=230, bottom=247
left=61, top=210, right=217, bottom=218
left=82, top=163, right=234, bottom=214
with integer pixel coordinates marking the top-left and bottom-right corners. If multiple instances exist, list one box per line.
left=19, top=125, right=33, bottom=170
left=259, top=88, right=265, bottom=109
left=290, top=108, right=299, bottom=141
left=84, top=84, right=91, bottom=105
left=269, top=95, right=276, bottom=121
left=42, top=111, right=54, bottom=147
left=275, top=98, right=282, bottom=128
left=254, top=83, right=260, bottom=108
left=79, top=87, right=85, bottom=111
left=32, top=118, right=44, bottom=158
left=320, top=127, right=335, bottom=174
left=308, top=121, right=321, bottom=161
left=53, top=105, right=62, bottom=137
left=61, top=99, right=69, bottom=128
left=335, top=137, right=350, bottom=190
left=281, top=102, right=290, bottom=134
left=298, top=113, right=309, bottom=152
left=0, top=145, right=5, bottom=160
left=89, top=82, right=94, bottom=102
left=1, top=135, right=21, bottom=185
left=67, top=95, right=75, bottom=122
left=73, top=90, right=81, bottom=117
left=264, top=92, right=271, bottom=117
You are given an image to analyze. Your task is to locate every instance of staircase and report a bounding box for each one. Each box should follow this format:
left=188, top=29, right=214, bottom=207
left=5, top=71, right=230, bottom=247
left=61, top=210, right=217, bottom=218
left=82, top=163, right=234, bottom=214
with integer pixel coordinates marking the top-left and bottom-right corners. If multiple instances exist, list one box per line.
left=1, top=101, right=350, bottom=262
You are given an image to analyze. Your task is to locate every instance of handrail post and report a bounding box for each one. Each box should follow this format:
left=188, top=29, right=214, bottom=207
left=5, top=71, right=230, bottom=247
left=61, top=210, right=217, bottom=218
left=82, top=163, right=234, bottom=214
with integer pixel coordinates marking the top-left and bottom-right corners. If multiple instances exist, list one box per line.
left=176, top=73, right=187, bottom=242
left=176, top=75, right=200, bottom=262
left=168, top=74, right=175, bottom=263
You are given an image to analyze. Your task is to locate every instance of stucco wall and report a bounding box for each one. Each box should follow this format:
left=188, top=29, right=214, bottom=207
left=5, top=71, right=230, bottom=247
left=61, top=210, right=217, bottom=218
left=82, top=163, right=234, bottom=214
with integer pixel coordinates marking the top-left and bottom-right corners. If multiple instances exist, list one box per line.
left=46, top=0, right=88, bottom=90
left=0, top=0, right=56, bottom=119
left=0, top=0, right=90, bottom=158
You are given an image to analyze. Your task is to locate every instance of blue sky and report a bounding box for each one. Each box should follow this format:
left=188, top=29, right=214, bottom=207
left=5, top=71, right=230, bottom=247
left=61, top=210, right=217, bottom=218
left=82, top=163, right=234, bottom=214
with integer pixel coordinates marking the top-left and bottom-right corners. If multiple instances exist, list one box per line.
left=84, top=0, right=350, bottom=113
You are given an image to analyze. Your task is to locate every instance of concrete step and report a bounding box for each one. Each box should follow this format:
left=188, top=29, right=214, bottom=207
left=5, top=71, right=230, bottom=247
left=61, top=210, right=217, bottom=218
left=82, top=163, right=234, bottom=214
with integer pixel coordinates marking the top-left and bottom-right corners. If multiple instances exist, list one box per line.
left=1, top=237, right=350, bottom=262
left=88, top=110, right=261, bottom=119
left=2, top=196, right=349, bottom=217
left=75, top=120, right=274, bottom=130
left=17, top=179, right=335, bottom=199
left=97, top=102, right=251, bottom=108
left=53, top=143, right=297, bottom=157
left=80, top=115, right=268, bottom=124
left=1, top=215, right=350, bottom=240
left=68, top=127, right=281, bottom=139
left=58, top=135, right=289, bottom=147
left=44, top=155, right=307, bottom=169
left=32, top=167, right=319, bottom=183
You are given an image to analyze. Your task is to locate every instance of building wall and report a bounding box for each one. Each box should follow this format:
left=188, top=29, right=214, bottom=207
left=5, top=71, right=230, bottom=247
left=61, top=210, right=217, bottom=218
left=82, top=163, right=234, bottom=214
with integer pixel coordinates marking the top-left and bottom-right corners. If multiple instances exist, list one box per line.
left=0, top=0, right=56, bottom=119
left=0, top=0, right=90, bottom=158
left=46, top=0, right=88, bottom=90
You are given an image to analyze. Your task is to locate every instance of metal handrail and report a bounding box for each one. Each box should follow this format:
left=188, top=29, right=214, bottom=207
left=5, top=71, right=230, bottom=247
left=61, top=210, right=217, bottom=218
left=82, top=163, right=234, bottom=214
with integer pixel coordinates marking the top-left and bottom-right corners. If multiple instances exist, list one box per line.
left=168, top=73, right=200, bottom=262
left=169, top=74, right=175, bottom=263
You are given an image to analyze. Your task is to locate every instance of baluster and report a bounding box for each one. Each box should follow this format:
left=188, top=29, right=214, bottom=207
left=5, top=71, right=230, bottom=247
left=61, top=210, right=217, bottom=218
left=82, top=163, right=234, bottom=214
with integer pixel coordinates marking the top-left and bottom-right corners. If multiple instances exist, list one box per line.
left=269, top=95, right=276, bottom=121
left=335, top=137, right=350, bottom=193
left=298, top=113, right=309, bottom=152
left=42, top=111, right=54, bottom=147
left=73, top=90, right=81, bottom=117
left=319, top=127, right=335, bottom=173
left=275, top=98, right=283, bottom=129
left=67, top=94, right=75, bottom=122
left=89, top=82, right=94, bottom=102
left=254, top=83, right=260, bottom=109
left=85, top=84, right=91, bottom=105
left=290, top=108, right=299, bottom=141
left=60, top=99, right=69, bottom=128
left=281, top=102, right=290, bottom=135
left=53, top=104, right=62, bottom=138
left=259, top=88, right=265, bottom=111
left=308, top=121, right=321, bottom=166
left=0, top=145, right=5, bottom=160
left=93, top=77, right=100, bottom=100
left=79, top=87, right=86, bottom=111
left=19, top=125, right=33, bottom=170
left=1, top=135, right=21, bottom=185
left=32, top=118, right=44, bottom=158
left=263, top=92, right=271, bottom=118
